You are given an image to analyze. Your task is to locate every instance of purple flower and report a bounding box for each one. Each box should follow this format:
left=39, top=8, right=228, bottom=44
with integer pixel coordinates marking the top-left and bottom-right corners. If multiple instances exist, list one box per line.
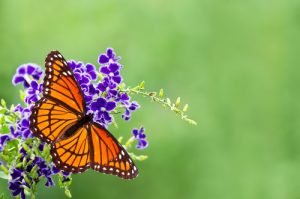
left=98, top=48, right=119, bottom=64
left=12, top=64, right=42, bottom=88
left=8, top=169, right=28, bottom=199
left=25, top=80, right=42, bottom=104
left=118, top=93, right=140, bottom=121
left=8, top=151, right=56, bottom=198
left=51, top=166, right=70, bottom=177
left=99, top=63, right=122, bottom=84
left=132, top=127, right=148, bottom=149
left=31, top=157, right=55, bottom=187
left=90, top=98, right=116, bottom=125
left=68, top=61, right=97, bottom=87
left=0, top=134, right=11, bottom=152
left=10, top=105, right=32, bottom=139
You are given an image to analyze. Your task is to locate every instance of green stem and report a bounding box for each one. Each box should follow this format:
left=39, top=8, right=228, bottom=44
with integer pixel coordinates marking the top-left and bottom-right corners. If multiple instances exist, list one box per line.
left=120, top=87, right=197, bottom=125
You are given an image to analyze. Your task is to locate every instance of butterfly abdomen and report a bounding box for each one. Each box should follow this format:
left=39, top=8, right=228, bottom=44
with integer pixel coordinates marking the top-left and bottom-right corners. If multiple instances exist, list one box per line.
left=59, top=113, right=93, bottom=140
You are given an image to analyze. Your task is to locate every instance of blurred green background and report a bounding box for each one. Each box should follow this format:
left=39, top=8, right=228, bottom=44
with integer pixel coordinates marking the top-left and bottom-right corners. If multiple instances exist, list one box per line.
left=0, top=0, right=300, bottom=198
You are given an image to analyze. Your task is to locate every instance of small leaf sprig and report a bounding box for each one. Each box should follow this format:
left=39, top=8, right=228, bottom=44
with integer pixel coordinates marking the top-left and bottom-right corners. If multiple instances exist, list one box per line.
left=120, top=81, right=197, bottom=125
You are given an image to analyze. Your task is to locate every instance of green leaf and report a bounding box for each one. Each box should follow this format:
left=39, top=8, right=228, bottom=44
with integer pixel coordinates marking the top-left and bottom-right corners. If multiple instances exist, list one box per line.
left=136, top=155, right=148, bottom=161
left=2, top=125, right=10, bottom=134
left=166, top=98, right=171, bottom=106
left=0, top=99, right=6, bottom=107
left=175, top=97, right=181, bottom=107
left=65, top=188, right=72, bottom=198
left=185, top=118, right=197, bottom=125
left=118, top=136, right=123, bottom=143
left=0, top=171, right=8, bottom=180
left=183, top=104, right=189, bottom=112
left=19, top=90, right=26, bottom=102
left=159, top=89, right=164, bottom=97
left=0, top=108, right=6, bottom=115
left=139, top=81, right=145, bottom=90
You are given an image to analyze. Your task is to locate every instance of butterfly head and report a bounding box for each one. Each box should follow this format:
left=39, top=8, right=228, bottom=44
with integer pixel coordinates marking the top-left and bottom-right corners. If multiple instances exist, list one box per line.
left=82, top=113, right=94, bottom=124
left=86, top=113, right=94, bottom=122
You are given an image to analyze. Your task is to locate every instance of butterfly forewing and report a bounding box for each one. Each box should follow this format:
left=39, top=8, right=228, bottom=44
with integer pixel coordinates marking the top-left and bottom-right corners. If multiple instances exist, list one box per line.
left=44, top=51, right=85, bottom=114
left=30, top=97, right=79, bottom=144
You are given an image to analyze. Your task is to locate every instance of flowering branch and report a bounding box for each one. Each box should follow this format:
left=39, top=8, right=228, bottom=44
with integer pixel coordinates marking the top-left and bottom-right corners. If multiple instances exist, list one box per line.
left=0, top=48, right=196, bottom=199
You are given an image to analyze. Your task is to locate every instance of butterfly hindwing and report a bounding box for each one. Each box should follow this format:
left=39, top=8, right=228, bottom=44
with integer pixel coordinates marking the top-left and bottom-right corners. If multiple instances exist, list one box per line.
left=51, top=125, right=91, bottom=173
left=89, top=123, right=138, bottom=179
left=44, top=51, right=85, bottom=114
left=30, top=97, right=79, bottom=144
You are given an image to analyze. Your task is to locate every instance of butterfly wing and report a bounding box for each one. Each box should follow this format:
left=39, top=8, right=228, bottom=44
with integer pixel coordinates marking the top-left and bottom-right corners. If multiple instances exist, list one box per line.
left=51, top=125, right=91, bottom=173
left=30, top=50, right=85, bottom=143
left=30, top=97, right=79, bottom=143
left=44, top=50, right=85, bottom=114
left=89, top=123, right=138, bottom=179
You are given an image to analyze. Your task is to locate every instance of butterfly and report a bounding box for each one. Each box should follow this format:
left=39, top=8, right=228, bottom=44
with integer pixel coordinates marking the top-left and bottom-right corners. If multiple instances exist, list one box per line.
left=29, top=51, right=138, bottom=179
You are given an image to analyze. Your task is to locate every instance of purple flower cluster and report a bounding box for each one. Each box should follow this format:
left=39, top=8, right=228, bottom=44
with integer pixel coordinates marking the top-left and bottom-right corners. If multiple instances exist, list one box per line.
left=9, top=105, right=32, bottom=139
left=68, top=48, right=140, bottom=126
left=3, top=48, right=148, bottom=199
left=12, top=64, right=43, bottom=104
left=9, top=146, right=56, bottom=199
left=132, top=127, right=148, bottom=149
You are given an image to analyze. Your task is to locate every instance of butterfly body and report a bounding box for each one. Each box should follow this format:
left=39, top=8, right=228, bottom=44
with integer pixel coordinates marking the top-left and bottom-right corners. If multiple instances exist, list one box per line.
left=30, top=51, right=138, bottom=179
left=61, top=113, right=93, bottom=140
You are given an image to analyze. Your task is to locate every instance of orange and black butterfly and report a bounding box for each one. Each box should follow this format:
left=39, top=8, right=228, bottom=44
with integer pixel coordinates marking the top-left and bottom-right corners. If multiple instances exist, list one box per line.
left=29, top=51, right=138, bottom=179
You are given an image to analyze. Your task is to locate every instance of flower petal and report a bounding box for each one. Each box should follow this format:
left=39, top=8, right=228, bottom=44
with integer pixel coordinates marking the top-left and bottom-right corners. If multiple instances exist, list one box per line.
left=112, top=76, right=122, bottom=84
left=100, top=66, right=110, bottom=74
left=106, top=101, right=116, bottom=111
left=109, top=63, right=120, bottom=72
left=99, top=55, right=109, bottom=64
left=26, top=65, right=35, bottom=75
left=12, top=75, right=24, bottom=85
